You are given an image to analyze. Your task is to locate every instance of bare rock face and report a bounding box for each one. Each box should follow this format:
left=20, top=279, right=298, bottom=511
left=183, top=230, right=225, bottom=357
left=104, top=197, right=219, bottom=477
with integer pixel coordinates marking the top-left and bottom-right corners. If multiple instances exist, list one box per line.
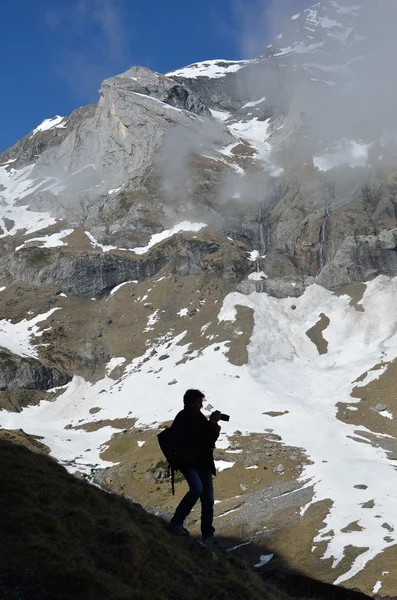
left=0, top=349, right=71, bottom=392
left=0, top=105, right=96, bottom=169
left=27, top=68, right=219, bottom=192
left=0, top=233, right=249, bottom=298
left=114, top=66, right=211, bottom=116
left=316, top=229, right=397, bottom=289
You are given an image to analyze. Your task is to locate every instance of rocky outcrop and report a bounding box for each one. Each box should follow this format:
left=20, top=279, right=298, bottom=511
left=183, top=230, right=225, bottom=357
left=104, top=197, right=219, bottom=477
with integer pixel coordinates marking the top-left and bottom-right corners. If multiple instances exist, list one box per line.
left=109, top=66, right=211, bottom=116
left=27, top=68, right=225, bottom=190
left=0, top=105, right=96, bottom=169
left=316, top=229, right=397, bottom=290
left=0, top=233, right=249, bottom=297
left=0, top=349, right=71, bottom=392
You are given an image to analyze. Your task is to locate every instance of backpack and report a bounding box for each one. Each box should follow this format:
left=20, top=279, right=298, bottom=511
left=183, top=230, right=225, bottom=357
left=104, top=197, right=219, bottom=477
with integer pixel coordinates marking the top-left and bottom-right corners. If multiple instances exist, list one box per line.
left=157, top=426, right=179, bottom=495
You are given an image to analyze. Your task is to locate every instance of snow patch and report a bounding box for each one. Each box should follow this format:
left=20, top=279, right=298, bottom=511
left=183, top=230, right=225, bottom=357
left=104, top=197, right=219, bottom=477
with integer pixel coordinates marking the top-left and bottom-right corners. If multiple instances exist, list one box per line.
left=16, top=229, right=74, bottom=251
left=0, top=308, right=60, bottom=358
left=209, top=109, right=232, bottom=122
left=373, top=581, right=382, bottom=594
left=215, top=460, right=235, bottom=472
left=248, top=271, right=268, bottom=281
left=109, top=281, right=138, bottom=296
left=379, top=409, right=393, bottom=420
left=242, top=97, right=266, bottom=109
left=254, top=554, right=274, bottom=568
left=0, top=164, right=58, bottom=237
left=30, top=116, right=66, bottom=136
left=132, top=221, right=206, bottom=255
left=167, top=60, right=249, bottom=79
left=106, top=357, right=126, bottom=375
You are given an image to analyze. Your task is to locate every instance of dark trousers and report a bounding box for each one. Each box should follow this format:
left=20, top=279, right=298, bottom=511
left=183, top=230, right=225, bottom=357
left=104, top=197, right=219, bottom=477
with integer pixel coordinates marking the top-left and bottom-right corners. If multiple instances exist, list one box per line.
left=171, top=469, right=215, bottom=538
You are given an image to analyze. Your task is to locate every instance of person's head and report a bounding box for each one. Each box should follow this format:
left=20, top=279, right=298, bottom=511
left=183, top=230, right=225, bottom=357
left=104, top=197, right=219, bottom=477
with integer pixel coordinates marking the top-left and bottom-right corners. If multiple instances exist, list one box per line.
left=183, top=389, right=205, bottom=413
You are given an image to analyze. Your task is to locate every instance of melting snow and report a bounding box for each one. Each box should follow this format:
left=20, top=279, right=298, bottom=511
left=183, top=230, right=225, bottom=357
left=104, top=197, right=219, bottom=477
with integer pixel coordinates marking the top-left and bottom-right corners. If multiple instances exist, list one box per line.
left=248, top=271, right=268, bottom=281
left=209, top=109, right=232, bottom=122
left=145, top=310, right=159, bottom=332
left=248, top=250, right=260, bottom=262
left=373, top=581, right=382, bottom=594
left=254, top=554, right=274, bottom=568
left=222, top=118, right=283, bottom=176
left=242, top=97, right=267, bottom=109
left=0, top=309, right=60, bottom=358
left=106, top=357, right=126, bottom=375
left=0, top=164, right=58, bottom=237
left=167, top=60, right=249, bottom=79
left=379, top=409, right=393, bottom=420
left=132, top=221, right=206, bottom=255
left=85, top=231, right=129, bottom=253
left=15, top=229, right=74, bottom=251
left=30, top=116, right=66, bottom=136
left=109, top=281, right=138, bottom=296
left=2, top=278, right=397, bottom=584
left=215, top=460, right=235, bottom=472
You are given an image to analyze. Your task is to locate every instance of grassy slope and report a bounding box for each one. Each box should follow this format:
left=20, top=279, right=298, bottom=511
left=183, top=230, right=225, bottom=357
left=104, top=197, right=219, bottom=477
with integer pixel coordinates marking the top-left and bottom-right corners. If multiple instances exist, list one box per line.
left=0, top=435, right=303, bottom=600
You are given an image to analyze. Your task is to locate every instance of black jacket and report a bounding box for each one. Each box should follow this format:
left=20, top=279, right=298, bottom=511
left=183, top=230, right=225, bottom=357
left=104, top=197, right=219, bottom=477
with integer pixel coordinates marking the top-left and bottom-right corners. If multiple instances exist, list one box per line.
left=171, top=409, right=220, bottom=475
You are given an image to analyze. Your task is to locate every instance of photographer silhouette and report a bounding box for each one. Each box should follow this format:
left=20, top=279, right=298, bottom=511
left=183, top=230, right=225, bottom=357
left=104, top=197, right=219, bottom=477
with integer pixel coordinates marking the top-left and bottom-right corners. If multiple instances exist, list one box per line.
left=168, top=389, right=223, bottom=542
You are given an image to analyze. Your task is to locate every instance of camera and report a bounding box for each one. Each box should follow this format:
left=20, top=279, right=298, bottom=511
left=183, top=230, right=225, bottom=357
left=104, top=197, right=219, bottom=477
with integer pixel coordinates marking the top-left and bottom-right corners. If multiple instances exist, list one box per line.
left=219, top=413, right=230, bottom=422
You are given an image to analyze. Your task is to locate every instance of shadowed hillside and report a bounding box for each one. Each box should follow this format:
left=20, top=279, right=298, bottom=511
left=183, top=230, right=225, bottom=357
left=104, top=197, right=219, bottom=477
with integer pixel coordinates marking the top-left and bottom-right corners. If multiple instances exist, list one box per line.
left=0, top=432, right=373, bottom=600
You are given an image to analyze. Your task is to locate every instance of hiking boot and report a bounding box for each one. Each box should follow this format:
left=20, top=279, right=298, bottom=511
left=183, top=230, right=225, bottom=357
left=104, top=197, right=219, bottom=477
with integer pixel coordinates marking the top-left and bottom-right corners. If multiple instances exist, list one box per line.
left=202, top=535, right=221, bottom=547
left=169, top=523, right=189, bottom=537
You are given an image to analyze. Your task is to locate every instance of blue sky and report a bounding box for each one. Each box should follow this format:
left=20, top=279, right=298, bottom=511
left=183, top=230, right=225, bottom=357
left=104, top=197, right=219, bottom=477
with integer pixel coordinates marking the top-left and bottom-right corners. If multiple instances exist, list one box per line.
left=0, top=0, right=307, bottom=152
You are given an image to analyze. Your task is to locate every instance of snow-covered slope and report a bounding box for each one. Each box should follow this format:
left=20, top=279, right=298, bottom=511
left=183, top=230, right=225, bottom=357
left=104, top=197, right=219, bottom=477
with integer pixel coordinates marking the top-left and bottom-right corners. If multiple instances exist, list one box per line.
left=1, top=276, right=397, bottom=589
left=167, top=59, right=250, bottom=79
left=0, top=161, right=58, bottom=237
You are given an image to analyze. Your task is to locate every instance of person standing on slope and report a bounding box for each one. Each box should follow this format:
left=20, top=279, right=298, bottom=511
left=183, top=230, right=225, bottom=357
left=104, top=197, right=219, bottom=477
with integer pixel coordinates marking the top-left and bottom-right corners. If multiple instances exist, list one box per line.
left=169, top=389, right=221, bottom=542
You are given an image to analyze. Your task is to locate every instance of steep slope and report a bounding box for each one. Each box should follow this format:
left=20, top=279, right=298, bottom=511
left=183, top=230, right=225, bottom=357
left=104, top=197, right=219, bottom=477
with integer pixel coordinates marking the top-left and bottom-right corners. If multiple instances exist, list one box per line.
left=0, top=433, right=287, bottom=600
left=1, top=433, right=375, bottom=600
left=1, top=0, right=397, bottom=597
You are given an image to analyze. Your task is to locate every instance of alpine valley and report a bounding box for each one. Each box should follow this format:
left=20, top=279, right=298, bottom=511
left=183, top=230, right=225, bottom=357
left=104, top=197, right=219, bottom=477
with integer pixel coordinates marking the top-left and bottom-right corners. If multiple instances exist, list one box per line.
left=1, top=0, right=397, bottom=597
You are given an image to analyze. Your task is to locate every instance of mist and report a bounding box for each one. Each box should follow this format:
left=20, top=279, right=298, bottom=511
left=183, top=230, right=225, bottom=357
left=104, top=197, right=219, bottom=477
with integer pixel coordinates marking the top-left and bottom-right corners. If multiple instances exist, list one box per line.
left=158, top=0, right=397, bottom=216
left=155, top=119, right=234, bottom=202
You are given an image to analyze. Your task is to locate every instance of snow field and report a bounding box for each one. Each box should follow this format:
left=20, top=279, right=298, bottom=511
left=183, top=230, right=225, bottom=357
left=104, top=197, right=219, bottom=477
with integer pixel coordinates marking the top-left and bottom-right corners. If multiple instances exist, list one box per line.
left=0, top=164, right=58, bottom=237
left=0, top=277, right=397, bottom=584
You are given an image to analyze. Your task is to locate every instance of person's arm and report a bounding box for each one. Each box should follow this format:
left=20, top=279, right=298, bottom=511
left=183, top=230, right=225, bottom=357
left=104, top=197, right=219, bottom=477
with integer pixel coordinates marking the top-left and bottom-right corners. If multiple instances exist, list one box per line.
left=208, top=411, right=222, bottom=445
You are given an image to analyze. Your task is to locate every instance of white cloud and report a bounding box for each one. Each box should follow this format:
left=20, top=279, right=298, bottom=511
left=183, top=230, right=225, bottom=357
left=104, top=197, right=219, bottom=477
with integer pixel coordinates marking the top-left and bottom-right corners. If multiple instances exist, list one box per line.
left=233, top=0, right=310, bottom=57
